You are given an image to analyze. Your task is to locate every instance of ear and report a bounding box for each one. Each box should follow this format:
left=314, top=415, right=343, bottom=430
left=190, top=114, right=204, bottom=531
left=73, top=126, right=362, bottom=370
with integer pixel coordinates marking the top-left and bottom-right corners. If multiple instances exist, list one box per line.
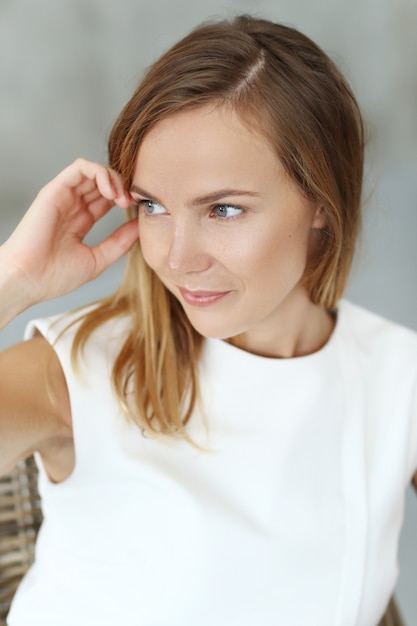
left=311, top=204, right=327, bottom=229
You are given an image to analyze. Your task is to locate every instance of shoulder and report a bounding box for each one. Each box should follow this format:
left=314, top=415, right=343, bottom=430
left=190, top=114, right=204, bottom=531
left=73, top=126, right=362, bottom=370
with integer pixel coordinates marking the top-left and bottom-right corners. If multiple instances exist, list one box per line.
left=1, top=333, right=69, bottom=418
left=0, top=333, right=72, bottom=475
left=339, top=299, right=417, bottom=366
left=340, top=301, right=417, bottom=480
left=26, top=305, right=131, bottom=373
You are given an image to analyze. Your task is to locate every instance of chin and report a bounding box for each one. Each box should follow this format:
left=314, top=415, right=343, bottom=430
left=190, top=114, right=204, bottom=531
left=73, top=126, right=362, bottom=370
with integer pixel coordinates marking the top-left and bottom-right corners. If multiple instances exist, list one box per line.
left=185, top=315, right=247, bottom=342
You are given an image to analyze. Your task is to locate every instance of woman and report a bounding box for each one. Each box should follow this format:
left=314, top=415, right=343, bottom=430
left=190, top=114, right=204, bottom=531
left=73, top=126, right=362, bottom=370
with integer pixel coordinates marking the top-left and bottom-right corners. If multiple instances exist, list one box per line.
left=1, top=15, right=416, bottom=626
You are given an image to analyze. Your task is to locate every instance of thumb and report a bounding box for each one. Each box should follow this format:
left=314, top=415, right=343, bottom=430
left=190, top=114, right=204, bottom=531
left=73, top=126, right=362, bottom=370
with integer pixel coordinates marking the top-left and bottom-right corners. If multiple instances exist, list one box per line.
left=90, top=219, right=139, bottom=278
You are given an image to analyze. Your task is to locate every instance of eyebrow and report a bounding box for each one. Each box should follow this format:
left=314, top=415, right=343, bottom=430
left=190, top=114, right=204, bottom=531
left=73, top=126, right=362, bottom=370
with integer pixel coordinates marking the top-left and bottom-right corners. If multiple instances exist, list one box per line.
left=130, top=185, right=261, bottom=206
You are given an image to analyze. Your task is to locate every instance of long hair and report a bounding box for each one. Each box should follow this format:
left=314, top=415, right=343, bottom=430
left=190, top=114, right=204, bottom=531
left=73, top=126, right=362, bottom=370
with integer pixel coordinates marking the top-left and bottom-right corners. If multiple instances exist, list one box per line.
left=72, top=15, right=365, bottom=440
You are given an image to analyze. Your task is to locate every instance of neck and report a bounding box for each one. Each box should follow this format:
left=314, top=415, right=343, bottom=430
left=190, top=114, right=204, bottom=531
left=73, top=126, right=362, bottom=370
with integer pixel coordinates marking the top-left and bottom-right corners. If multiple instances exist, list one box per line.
left=228, top=289, right=336, bottom=359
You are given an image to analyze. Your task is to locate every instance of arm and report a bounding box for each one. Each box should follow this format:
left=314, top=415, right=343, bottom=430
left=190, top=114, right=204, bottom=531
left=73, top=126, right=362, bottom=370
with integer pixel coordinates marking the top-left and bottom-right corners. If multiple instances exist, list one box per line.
left=0, top=158, right=138, bottom=475
left=0, top=336, right=72, bottom=478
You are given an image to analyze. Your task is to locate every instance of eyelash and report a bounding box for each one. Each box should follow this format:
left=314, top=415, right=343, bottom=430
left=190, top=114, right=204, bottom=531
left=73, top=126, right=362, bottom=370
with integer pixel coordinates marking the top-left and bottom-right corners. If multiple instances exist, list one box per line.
left=135, top=199, right=245, bottom=221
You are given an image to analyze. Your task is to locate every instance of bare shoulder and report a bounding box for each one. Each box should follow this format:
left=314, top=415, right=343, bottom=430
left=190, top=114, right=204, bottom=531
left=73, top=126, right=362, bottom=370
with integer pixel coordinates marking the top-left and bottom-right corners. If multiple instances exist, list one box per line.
left=0, top=334, right=73, bottom=479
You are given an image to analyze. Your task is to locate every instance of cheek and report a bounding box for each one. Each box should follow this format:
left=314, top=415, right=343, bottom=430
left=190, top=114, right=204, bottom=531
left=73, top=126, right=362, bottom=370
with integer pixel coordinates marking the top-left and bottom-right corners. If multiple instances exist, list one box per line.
left=244, top=224, right=312, bottom=291
left=245, top=224, right=307, bottom=268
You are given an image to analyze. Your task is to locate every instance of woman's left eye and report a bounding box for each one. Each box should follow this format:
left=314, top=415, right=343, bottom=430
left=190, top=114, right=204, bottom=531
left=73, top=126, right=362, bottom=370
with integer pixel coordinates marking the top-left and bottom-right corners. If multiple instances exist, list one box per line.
left=211, top=204, right=244, bottom=219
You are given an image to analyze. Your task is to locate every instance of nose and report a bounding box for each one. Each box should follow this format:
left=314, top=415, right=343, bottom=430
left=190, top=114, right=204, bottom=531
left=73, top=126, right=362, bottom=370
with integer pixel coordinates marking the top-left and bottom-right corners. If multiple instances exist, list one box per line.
left=167, top=220, right=211, bottom=274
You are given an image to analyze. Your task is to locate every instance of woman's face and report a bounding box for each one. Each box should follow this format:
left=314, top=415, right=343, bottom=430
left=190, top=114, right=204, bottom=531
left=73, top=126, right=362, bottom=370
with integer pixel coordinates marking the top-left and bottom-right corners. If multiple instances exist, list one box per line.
left=131, top=105, right=325, bottom=354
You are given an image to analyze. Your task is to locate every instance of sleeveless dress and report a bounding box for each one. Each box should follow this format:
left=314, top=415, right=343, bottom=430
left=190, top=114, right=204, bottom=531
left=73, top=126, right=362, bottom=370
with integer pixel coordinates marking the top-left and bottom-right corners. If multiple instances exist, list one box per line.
left=7, top=300, right=417, bottom=626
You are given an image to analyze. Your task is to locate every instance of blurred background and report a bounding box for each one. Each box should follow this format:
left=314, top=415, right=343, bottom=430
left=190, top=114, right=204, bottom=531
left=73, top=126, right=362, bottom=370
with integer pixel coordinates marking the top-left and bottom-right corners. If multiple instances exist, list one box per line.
left=1, top=0, right=416, bottom=621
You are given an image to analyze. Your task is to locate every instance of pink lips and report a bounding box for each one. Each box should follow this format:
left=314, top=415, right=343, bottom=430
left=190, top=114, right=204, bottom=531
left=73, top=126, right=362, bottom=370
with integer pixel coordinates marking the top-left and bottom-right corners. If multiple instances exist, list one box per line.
left=178, top=287, right=231, bottom=307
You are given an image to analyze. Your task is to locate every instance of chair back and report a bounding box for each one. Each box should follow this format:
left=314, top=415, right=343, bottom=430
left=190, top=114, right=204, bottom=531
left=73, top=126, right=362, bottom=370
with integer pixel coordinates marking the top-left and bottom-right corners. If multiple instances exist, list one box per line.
left=0, top=456, right=42, bottom=624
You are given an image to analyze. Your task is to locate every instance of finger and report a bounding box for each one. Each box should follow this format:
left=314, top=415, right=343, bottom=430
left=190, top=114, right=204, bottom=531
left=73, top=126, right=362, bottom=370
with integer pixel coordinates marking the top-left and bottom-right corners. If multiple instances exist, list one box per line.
left=82, top=191, right=114, bottom=214
left=54, top=158, right=106, bottom=188
left=81, top=187, right=132, bottom=216
left=56, top=158, right=130, bottom=207
left=107, top=168, right=131, bottom=205
left=89, top=219, right=139, bottom=278
left=73, top=179, right=101, bottom=197
left=94, top=165, right=131, bottom=207
left=82, top=194, right=132, bottom=225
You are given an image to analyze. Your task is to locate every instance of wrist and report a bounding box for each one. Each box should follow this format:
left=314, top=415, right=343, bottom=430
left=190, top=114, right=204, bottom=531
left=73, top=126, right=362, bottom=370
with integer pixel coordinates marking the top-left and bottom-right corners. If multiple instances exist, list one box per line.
left=0, top=248, right=36, bottom=330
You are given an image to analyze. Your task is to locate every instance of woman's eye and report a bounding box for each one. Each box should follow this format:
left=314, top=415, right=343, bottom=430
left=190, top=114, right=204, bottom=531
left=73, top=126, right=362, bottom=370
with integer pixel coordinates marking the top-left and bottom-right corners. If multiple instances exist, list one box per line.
left=211, top=204, right=243, bottom=219
left=139, top=200, right=167, bottom=215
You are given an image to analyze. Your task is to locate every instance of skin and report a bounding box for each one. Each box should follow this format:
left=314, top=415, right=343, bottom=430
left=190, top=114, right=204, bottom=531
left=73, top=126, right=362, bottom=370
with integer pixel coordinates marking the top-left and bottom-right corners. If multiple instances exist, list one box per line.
left=132, top=104, right=333, bottom=358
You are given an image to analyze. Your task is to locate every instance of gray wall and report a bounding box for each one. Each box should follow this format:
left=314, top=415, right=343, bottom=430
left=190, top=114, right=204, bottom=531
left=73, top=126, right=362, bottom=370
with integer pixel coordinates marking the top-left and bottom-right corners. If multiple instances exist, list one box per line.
left=1, top=0, right=416, bottom=621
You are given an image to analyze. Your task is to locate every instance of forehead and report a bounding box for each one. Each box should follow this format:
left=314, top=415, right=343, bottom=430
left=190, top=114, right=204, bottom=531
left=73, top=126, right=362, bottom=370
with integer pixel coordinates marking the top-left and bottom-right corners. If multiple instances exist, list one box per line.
left=134, top=105, right=282, bottom=190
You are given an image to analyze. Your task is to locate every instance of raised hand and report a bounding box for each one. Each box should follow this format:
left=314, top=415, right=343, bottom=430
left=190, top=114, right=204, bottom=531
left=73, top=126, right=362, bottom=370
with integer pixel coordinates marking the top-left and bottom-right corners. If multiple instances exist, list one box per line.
left=0, top=158, right=138, bottom=325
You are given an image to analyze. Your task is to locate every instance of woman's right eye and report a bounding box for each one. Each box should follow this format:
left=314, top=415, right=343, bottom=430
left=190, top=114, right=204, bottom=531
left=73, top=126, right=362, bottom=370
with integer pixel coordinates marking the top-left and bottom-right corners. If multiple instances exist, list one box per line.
left=137, top=200, right=167, bottom=215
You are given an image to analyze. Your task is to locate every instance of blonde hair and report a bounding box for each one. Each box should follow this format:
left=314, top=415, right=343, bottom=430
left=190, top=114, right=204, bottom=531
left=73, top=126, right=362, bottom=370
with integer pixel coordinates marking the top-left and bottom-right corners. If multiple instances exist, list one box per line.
left=72, top=15, right=365, bottom=440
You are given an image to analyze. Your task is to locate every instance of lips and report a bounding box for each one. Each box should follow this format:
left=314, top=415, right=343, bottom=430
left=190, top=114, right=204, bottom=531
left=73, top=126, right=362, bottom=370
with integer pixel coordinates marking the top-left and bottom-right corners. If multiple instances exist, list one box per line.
left=178, top=287, right=231, bottom=307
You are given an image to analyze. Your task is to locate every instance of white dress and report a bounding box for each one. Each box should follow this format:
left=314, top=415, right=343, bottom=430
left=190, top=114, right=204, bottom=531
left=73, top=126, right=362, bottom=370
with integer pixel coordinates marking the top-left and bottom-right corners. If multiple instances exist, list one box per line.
left=7, top=300, right=417, bottom=626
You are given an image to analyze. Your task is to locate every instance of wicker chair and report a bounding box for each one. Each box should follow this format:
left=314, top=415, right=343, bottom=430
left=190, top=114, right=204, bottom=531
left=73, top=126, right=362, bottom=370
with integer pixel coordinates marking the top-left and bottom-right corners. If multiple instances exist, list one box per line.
left=0, top=457, right=43, bottom=625
left=0, top=457, right=406, bottom=626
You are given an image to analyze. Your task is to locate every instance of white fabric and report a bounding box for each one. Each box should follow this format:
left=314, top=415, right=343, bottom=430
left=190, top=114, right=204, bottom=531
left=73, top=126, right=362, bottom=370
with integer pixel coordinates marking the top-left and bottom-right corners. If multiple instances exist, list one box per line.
left=8, top=300, right=417, bottom=626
